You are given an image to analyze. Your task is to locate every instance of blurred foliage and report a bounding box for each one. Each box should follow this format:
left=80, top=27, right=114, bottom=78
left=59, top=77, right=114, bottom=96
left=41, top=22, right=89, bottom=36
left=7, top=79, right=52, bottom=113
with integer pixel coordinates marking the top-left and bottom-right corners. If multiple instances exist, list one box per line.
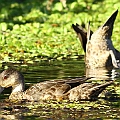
left=0, top=0, right=120, bottom=62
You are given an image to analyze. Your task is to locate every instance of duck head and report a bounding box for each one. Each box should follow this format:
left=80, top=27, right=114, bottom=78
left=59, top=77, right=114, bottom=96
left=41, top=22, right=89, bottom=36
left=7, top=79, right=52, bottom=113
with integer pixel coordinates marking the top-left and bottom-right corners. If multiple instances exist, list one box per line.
left=0, top=68, right=25, bottom=93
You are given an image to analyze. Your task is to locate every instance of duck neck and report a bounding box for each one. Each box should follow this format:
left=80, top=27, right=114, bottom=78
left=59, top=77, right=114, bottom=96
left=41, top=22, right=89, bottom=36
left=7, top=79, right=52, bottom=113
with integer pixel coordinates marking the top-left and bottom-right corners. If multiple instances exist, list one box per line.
left=12, top=83, right=24, bottom=93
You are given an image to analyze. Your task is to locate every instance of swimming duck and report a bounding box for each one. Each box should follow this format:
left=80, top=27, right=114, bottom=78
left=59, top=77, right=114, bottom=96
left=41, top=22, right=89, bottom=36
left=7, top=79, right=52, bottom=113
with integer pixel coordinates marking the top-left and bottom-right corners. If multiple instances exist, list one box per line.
left=0, top=68, right=113, bottom=101
left=72, top=10, right=120, bottom=68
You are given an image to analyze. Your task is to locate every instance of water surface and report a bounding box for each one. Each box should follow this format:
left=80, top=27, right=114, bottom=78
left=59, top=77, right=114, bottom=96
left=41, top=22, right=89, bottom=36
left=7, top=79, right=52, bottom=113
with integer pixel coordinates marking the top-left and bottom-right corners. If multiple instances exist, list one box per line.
left=0, top=60, right=120, bottom=120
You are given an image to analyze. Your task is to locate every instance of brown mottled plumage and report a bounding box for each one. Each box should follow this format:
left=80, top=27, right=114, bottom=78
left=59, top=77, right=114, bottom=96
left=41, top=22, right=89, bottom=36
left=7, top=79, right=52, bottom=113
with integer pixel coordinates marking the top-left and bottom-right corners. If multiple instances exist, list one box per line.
left=72, top=10, right=120, bottom=68
left=0, top=69, right=113, bottom=101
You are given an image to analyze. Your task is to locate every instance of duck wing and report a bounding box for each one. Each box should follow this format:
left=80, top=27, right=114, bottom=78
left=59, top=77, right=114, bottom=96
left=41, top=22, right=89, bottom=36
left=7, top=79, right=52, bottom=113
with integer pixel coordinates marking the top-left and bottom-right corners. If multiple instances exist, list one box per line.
left=24, top=77, right=89, bottom=101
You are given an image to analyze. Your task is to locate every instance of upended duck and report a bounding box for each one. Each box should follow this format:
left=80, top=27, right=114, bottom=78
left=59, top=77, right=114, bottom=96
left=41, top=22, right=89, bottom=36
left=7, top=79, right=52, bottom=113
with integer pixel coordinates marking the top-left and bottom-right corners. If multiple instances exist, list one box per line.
left=72, top=10, right=120, bottom=68
left=0, top=68, right=113, bottom=101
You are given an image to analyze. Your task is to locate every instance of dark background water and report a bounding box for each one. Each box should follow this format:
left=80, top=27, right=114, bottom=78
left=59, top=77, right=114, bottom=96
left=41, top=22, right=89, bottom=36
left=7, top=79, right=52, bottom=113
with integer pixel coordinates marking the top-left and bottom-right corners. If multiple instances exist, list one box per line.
left=0, top=60, right=120, bottom=120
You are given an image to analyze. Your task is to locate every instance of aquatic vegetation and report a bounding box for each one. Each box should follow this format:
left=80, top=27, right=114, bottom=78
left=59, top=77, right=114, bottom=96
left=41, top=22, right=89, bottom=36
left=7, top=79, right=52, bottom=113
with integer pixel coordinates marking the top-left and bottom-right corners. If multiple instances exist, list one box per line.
left=0, top=0, right=120, bottom=63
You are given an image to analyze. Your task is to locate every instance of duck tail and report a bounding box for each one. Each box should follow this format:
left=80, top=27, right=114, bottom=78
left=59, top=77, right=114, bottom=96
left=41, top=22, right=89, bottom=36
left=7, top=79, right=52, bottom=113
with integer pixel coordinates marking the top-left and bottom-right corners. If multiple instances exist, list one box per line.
left=89, top=81, right=114, bottom=99
left=87, top=21, right=91, bottom=41
left=102, top=10, right=118, bottom=39
left=72, top=23, right=87, bottom=52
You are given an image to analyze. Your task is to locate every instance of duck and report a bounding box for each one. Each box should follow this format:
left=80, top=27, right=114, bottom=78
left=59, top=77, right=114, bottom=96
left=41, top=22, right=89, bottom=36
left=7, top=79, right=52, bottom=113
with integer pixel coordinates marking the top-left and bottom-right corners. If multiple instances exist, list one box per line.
left=0, top=68, right=113, bottom=101
left=72, top=10, right=120, bottom=69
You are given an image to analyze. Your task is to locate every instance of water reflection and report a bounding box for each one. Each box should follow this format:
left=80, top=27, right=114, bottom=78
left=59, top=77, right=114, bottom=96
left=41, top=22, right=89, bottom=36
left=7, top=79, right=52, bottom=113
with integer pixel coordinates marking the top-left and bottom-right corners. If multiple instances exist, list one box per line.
left=85, top=67, right=119, bottom=80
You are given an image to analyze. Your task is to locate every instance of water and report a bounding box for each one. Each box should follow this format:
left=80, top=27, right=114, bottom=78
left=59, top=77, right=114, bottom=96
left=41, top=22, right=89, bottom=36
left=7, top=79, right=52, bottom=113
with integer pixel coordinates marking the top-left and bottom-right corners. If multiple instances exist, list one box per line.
left=0, top=60, right=120, bottom=120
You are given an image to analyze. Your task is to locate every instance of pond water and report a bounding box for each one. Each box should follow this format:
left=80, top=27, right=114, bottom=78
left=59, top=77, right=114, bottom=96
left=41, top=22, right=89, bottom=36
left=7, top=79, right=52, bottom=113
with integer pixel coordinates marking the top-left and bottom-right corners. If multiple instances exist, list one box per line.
left=0, top=59, right=120, bottom=120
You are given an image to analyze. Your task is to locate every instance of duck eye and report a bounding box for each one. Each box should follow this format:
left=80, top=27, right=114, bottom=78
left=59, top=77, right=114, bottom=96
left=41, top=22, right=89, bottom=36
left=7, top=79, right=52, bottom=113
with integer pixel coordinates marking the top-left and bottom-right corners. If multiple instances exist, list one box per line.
left=3, top=75, right=8, bottom=80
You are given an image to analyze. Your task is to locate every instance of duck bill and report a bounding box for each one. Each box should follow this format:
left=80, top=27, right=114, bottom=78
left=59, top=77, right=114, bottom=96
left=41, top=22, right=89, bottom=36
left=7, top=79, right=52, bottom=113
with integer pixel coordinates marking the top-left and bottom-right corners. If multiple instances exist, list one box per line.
left=0, top=86, right=4, bottom=93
